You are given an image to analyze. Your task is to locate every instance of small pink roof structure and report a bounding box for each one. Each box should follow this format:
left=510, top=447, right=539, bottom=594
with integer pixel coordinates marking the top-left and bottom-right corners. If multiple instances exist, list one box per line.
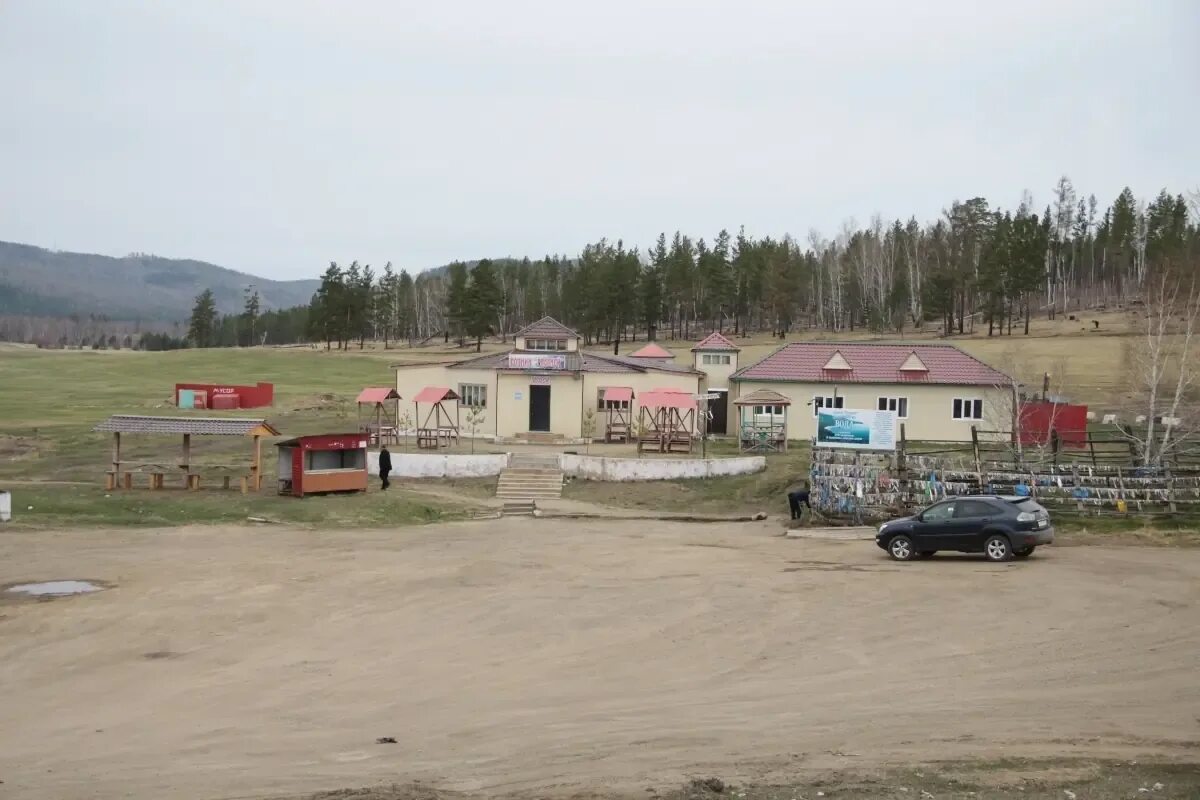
left=629, top=342, right=674, bottom=359
left=412, top=386, right=460, bottom=404
left=602, top=386, right=634, bottom=402
left=691, top=331, right=740, bottom=352
left=356, top=387, right=401, bottom=404
left=639, top=388, right=696, bottom=409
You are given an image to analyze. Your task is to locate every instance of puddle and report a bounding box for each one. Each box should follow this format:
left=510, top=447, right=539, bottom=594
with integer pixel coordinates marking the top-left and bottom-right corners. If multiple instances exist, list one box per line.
left=6, top=580, right=105, bottom=597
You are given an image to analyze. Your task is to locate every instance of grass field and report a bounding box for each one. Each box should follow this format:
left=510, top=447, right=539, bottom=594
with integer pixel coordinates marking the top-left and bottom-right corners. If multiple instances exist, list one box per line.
left=0, top=314, right=1152, bottom=528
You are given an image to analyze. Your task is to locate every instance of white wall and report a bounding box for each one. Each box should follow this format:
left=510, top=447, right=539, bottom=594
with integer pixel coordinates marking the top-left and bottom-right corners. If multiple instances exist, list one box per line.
left=368, top=451, right=509, bottom=478
left=560, top=454, right=766, bottom=481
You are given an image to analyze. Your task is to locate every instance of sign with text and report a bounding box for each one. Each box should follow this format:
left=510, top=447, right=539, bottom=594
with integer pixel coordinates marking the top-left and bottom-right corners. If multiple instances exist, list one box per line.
left=816, top=409, right=896, bottom=451
left=507, top=353, right=567, bottom=370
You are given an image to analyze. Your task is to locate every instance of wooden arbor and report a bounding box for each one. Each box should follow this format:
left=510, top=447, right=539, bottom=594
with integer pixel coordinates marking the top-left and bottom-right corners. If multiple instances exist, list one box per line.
left=637, top=389, right=697, bottom=454
left=356, top=387, right=401, bottom=445
left=93, top=415, right=280, bottom=492
left=412, top=386, right=461, bottom=449
left=734, top=389, right=791, bottom=453
left=602, top=387, right=634, bottom=443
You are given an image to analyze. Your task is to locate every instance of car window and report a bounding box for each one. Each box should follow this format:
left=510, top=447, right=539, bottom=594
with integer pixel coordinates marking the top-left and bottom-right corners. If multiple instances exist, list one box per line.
left=922, top=502, right=955, bottom=522
left=954, top=500, right=995, bottom=518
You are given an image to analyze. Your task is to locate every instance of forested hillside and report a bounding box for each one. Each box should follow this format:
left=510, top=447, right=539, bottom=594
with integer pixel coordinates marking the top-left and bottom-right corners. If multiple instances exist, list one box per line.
left=306, top=180, right=1199, bottom=349
left=0, top=241, right=318, bottom=320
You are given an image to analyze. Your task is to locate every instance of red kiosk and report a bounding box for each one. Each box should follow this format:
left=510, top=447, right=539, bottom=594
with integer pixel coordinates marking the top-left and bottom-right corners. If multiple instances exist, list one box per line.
left=276, top=433, right=369, bottom=497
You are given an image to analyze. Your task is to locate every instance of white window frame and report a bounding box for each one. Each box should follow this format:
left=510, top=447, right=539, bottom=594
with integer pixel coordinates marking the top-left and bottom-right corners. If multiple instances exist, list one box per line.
left=876, top=396, right=909, bottom=419
left=528, top=338, right=566, bottom=351
left=753, top=404, right=785, bottom=416
left=459, top=383, right=487, bottom=409
left=813, top=395, right=845, bottom=417
left=596, top=388, right=631, bottom=411
left=952, top=397, right=984, bottom=421
left=702, top=353, right=731, bottom=365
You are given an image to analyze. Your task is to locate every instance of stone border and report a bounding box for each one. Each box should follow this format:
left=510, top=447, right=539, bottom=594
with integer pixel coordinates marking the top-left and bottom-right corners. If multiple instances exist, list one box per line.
left=560, top=454, right=766, bottom=481
left=368, top=452, right=509, bottom=478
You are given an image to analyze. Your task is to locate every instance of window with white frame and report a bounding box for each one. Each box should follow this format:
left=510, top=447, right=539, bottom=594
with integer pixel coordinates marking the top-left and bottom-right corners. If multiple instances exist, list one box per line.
left=753, top=405, right=785, bottom=416
left=813, top=395, right=845, bottom=417
left=952, top=397, right=984, bottom=420
left=596, top=388, right=631, bottom=411
left=459, top=383, right=487, bottom=408
left=877, top=396, right=909, bottom=418
left=526, top=338, right=567, bottom=351
left=701, top=353, right=731, bottom=365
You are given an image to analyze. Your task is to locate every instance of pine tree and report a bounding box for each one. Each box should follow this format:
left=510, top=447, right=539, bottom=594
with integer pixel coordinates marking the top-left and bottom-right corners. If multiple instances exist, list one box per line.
left=464, top=259, right=501, bottom=352
left=446, top=262, right=468, bottom=345
left=242, top=289, right=260, bottom=346
left=187, top=289, right=218, bottom=347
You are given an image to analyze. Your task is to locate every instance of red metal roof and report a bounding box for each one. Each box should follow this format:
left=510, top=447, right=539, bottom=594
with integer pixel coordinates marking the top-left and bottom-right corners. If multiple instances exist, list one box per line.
left=629, top=343, right=673, bottom=358
left=732, top=342, right=1011, bottom=386
left=356, top=387, right=400, bottom=404
left=691, top=331, right=740, bottom=352
left=412, top=386, right=460, bottom=404
left=602, top=386, right=634, bottom=402
left=639, top=388, right=697, bottom=409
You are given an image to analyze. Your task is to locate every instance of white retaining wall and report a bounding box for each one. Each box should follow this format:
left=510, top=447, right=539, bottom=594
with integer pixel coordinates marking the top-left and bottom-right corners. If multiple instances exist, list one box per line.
left=368, top=452, right=510, bottom=478
left=560, top=454, right=766, bottom=481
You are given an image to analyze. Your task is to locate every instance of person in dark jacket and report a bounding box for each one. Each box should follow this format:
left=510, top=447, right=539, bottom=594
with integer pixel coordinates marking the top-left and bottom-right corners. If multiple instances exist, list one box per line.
left=787, top=483, right=811, bottom=520
left=378, top=446, right=392, bottom=490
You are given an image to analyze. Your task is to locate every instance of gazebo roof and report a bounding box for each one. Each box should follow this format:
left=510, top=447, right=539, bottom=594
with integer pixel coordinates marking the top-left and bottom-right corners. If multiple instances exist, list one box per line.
left=412, top=386, right=460, bottom=404
left=93, top=415, right=280, bottom=436
left=733, top=389, right=793, bottom=407
left=639, top=388, right=696, bottom=410
left=356, top=387, right=401, bottom=404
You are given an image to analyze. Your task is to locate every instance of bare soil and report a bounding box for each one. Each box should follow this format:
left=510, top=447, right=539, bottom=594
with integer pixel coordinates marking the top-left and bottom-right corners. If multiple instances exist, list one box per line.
left=1, top=520, right=1198, bottom=800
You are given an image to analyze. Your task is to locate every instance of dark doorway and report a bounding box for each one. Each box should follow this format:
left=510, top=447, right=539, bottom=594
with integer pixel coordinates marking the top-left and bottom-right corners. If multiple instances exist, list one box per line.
left=529, top=385, right=551, bottom=431
left=707, top=392, right=728, bottom=435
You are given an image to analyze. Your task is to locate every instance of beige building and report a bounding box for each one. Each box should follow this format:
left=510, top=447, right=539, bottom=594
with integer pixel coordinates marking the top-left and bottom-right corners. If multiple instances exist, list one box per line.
left=393, top=318, right=703, bottom=442
left=729, top=342, right=1013, bottom=443
left=393, top=319, right=1014, bottom=444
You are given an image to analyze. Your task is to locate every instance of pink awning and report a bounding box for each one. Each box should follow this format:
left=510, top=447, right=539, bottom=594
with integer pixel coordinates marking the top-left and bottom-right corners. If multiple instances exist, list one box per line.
left=357, top=387, right=400, bottom=404
left=602, top=386, right=634, bottom=402
left=639, top=389, right=696, bottom=410
left=413, top=386, right=459, bottom=404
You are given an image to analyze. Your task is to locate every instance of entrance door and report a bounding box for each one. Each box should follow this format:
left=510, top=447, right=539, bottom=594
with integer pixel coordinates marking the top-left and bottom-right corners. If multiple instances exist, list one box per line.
left=707, top=392, right=728, bottom=435
left=529, top=385, right=551, bottom=432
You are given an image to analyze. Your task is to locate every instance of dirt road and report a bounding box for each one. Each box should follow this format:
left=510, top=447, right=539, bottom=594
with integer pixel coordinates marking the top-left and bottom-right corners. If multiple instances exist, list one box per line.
left=1, top=520, right=1198, bottom=799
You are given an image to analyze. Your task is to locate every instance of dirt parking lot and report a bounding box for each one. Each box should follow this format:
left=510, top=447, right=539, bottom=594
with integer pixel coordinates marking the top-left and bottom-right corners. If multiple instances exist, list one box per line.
left=1, top=519, right=1198, bottom=800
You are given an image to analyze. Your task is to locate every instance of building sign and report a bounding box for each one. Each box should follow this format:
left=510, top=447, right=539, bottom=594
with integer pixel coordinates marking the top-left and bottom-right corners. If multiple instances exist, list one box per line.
left=816, top=409, right=896, bottom=451
left=507, top=353, right=566, bottom=370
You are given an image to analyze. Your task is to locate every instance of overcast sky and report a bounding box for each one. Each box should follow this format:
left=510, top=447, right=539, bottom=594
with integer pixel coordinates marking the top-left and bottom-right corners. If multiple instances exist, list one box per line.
left=1, top=0, right=1196, bottom=281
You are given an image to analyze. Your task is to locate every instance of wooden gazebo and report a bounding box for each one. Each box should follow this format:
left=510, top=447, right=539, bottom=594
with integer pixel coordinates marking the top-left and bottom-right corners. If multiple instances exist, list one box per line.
left=94, top=415, right=281, bottom=492
left=413, top=386, right=460, bottom=449
left=602, top=386, right=634, bottom=443
left=636, top=389, right=697, bottom=454
left=357, top=387, right=401, bottom=446
left=734, top=389, right=791, bottom=453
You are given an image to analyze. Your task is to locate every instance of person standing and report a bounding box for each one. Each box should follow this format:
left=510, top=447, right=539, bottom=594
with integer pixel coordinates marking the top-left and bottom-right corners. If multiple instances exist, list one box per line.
left=787, top=483, right=811, bottom=520
left=378, top=445, right=392, bottom=491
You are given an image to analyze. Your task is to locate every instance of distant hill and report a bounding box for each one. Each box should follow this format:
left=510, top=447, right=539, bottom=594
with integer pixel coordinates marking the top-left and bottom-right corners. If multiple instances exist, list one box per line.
left=0, top=241, right=319, bottom=321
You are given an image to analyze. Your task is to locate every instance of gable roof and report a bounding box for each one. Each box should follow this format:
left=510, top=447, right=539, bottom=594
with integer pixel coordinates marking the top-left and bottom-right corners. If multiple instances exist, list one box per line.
left=822, top=351, right=852, bottom=370
left=733, top=388, right=793, bottom=406
left=899, top=351, right=929, bottom=372
left=731, top=342, right=1011, bottom=386
left=356, top=387, right=401, bottom=404
left=446, top=349, right=700, bottom=376
left=412, top=386, right=460, bottom=404
left=629, top=342, right=674, bottom=359
left=515, top=316, right=579, bottom=340
left=691, top=331, right=740, bottom=352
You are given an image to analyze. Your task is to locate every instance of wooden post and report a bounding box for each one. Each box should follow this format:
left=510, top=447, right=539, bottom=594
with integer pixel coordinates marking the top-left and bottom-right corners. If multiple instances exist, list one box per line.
left=897, top=423, right=909, bottom=509
left=111, top=432, right=121, bottom=489
left=252, top=435, right=262, bottom=492
left=1088, top=432, right=1098, bottom=468
left=182, top=433, right=191, bottom=488
left=1165, top=463, right=1176, bottom=513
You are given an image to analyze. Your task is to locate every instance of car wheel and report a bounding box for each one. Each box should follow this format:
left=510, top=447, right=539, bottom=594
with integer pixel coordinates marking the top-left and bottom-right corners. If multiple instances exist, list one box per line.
left=1013, top=547, right=1035, bottom=559
left=917, top=551, right=937, bottom=558
left=888, top=535, right=917, bottom=561
left=984, top=534, right=1013, bottom=562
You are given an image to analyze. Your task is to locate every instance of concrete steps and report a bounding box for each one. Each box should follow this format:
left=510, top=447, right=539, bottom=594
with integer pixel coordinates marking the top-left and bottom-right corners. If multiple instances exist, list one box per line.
left=501, top=501, right=538, bottom=517
left=496, top=453, right=564, bottom=501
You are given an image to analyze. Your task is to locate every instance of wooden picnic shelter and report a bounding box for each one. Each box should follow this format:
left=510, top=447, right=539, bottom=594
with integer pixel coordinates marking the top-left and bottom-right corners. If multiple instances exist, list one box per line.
left=356, top=387, right=401, bottom=445
left=412, top=386, right=460, bottom=449
left=602, top=386, right=634, bottom=443
left=94, top=415, right=280, bottom=493
left=734, top=389, right=791, bottom=453
left=636, top=388, right=697, bottom=455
